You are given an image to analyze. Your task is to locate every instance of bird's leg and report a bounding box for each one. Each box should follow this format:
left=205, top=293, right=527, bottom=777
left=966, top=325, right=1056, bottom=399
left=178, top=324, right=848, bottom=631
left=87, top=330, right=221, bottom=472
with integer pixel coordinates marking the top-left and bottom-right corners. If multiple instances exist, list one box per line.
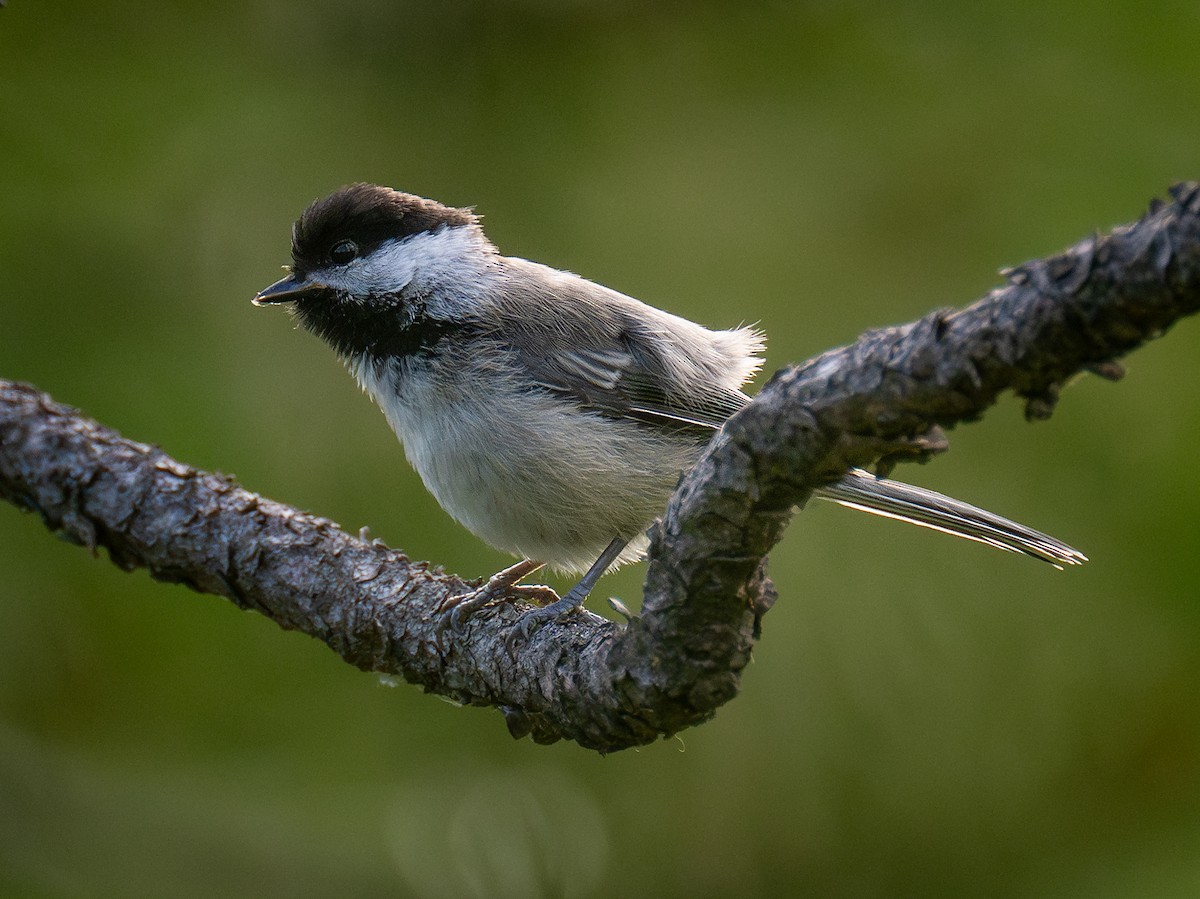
left=435, top=558, right=554, bottom=642
left=505, top=536, right=629, bottom=653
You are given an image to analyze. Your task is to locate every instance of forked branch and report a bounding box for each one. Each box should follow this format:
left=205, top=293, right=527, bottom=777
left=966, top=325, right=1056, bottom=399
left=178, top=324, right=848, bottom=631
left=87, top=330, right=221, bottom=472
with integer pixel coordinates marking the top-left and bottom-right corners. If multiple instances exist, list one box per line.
left=3, top=184, right=1199, bottom=752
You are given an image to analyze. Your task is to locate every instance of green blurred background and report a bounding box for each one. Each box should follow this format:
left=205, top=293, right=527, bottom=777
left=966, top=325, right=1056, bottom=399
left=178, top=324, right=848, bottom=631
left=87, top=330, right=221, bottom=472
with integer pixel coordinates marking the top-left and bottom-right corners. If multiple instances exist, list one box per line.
left=3, top=1, right=1200, bottom=896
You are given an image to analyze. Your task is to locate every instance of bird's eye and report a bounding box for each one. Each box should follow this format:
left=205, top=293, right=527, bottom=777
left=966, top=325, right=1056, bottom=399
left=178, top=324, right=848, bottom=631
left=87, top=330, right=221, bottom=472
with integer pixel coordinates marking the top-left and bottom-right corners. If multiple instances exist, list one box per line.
left=329, top=240, right=359, bottom=265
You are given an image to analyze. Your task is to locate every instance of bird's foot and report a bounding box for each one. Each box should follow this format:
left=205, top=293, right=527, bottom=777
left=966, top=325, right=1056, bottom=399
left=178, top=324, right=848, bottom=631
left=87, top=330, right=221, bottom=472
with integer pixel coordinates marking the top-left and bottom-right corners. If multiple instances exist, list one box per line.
left=434, top=559, right=552, bottom=650
left=503, top=589, right=589, bottom=656
left=503, top=536, right=630, bottom=655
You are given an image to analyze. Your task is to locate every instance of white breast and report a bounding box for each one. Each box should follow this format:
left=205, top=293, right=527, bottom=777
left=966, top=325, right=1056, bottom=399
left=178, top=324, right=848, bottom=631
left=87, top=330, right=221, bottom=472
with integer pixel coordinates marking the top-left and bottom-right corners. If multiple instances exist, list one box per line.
left=350, top=353, right=699, bottom=573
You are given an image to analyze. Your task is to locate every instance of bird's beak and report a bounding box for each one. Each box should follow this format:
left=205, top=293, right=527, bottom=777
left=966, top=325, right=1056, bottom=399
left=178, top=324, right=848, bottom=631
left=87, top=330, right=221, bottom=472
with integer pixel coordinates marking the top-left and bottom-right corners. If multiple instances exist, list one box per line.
left=252, top=271, right=327, bottom=306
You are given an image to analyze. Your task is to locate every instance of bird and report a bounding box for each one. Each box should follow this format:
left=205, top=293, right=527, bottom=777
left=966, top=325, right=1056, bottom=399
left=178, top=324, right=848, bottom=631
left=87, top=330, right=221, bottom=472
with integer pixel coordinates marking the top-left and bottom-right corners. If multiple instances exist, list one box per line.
left=253, top=183, right=1085, bottom=645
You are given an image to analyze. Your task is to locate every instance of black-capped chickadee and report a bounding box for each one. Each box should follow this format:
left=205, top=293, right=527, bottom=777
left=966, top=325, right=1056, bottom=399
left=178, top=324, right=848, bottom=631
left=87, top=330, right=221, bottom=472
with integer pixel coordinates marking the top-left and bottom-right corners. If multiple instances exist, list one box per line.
left=254, top=184, right=1085, bottom=643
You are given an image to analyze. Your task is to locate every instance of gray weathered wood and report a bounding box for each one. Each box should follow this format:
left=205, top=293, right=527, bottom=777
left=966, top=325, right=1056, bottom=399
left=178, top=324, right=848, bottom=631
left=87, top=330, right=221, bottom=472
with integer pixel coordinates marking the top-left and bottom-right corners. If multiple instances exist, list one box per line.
left=2, top=184, right=1199, bottom=752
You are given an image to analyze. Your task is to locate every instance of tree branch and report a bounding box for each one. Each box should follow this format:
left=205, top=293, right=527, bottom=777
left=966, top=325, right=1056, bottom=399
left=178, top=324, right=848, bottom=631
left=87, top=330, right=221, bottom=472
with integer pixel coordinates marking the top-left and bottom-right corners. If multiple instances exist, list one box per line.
left=3, top=184, right=1200, bottom=753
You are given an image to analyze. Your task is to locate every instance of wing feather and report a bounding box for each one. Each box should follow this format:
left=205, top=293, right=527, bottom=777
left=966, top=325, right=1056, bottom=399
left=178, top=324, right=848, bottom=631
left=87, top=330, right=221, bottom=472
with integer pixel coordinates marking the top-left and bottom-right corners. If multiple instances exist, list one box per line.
left=488, top=258, right=762, bottom=437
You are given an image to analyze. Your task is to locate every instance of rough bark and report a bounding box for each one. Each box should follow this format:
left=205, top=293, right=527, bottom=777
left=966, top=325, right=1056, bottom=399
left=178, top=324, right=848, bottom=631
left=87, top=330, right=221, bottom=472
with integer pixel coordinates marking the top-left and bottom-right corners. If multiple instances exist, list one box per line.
left=3, top=183, right=1199, bottom=753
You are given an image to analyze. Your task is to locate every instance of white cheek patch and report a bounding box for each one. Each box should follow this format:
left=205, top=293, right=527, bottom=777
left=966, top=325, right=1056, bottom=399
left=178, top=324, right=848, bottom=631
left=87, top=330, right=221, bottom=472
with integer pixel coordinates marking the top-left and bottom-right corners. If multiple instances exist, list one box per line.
left=317, top=226, right=493, bottom=299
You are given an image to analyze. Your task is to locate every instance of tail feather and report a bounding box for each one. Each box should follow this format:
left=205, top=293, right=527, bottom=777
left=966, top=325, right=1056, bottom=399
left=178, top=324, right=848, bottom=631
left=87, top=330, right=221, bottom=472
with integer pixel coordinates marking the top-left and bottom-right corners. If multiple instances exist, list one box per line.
left=815, top=469, right=1087, bottom=569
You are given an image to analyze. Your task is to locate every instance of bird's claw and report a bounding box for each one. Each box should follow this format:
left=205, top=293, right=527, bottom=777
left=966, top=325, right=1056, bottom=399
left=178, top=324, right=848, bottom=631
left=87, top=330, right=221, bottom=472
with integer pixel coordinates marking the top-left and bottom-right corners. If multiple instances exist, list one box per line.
left=433, top=577, right=558, bottom=653
left=433, top=591, right=490, bottom=652
left=503, top=607, right=555, bottom=656
left=436, top=594, right=483, bottom=638
left=503, top=593, right=586, bottom=656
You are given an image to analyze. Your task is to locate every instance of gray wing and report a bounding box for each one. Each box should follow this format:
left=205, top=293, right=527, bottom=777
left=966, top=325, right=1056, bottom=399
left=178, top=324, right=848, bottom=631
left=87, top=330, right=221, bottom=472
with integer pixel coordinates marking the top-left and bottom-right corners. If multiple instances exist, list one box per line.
left=485, top=258, right=756, bottom=436
left=522, top=325, right=751, bottom=437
